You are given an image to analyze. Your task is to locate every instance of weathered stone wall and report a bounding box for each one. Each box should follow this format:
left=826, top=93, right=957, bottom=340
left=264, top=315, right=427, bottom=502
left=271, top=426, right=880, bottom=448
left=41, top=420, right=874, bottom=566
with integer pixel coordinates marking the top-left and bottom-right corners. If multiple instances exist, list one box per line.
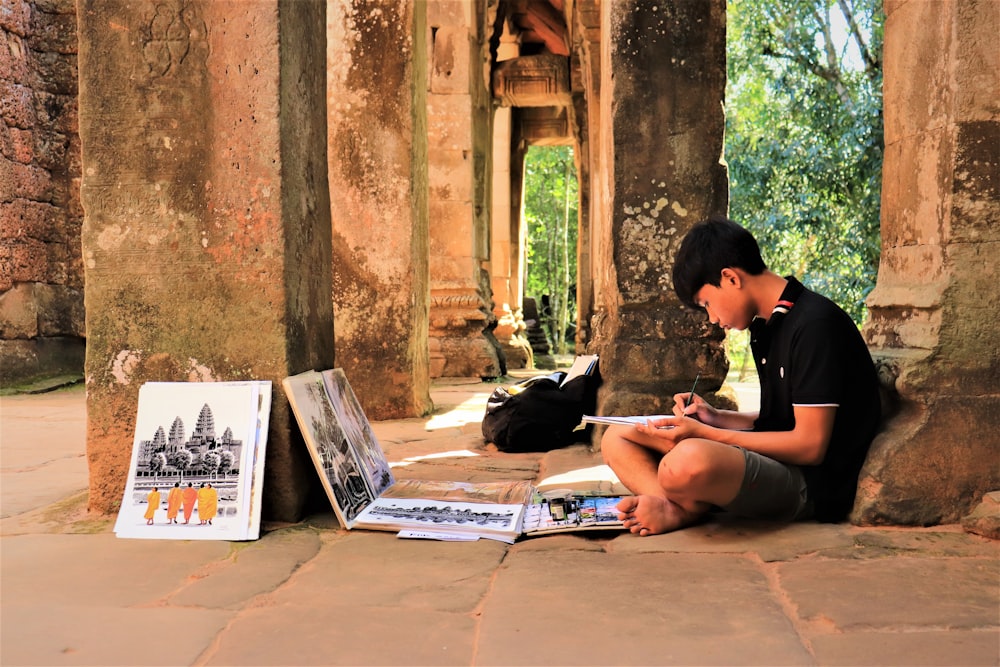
left=78, top=0, right=333, bottom=521
left=590, top=0, right=730, bottom=418
left=0, top=0, right=84, bottom=386
left=427, top=0, right=503, bottom=379
left=854, top=0, right=1000, bottom=524
left=327, top=0, right=432, bottom=420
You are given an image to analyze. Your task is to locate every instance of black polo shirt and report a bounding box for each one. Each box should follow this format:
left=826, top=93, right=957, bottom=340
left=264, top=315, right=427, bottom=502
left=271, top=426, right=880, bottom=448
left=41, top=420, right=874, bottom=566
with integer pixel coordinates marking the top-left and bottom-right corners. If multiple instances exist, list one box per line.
left=749, top=277, right=881, bottom=521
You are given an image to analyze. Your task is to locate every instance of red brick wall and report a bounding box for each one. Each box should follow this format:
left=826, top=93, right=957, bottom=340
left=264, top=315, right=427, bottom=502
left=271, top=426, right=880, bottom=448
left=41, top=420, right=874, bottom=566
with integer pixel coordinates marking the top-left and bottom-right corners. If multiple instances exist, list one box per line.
left=0, top=0, right=84, bottom=385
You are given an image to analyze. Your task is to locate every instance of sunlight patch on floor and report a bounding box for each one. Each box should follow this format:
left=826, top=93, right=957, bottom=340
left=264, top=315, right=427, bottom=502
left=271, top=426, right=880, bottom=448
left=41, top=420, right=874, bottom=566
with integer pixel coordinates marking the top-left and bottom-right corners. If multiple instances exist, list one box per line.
left=389, top=449, right=481, bottom=468
left=423, top=394, right=493, bottom=431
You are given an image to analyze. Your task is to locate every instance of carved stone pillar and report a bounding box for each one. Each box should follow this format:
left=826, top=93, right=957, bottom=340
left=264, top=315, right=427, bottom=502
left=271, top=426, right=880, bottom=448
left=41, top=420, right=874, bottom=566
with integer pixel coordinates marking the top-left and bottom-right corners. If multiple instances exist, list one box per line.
left=573, top=0, right=601, bottom=352
left=427, top=1, right=502, bottom=378
left=490, top=105, right=532, bottom=369
left=853, top=0, right=1000, bottom=524
left=327, top=0, right=432, bottom=419
left=589, top=0, right=729, bottom=419
left=78, top=0, right=332, bottom=521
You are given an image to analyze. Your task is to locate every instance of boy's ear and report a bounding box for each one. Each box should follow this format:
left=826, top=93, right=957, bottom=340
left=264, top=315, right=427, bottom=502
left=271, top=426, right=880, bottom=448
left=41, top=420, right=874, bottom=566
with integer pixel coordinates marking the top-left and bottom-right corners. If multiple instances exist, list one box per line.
left=720, top=267, right=741, bottom=287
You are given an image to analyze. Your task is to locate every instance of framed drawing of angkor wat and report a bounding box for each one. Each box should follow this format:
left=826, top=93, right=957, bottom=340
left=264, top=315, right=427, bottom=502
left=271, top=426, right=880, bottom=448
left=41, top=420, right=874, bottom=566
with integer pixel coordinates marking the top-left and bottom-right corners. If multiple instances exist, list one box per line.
left=113, top=381, right=271, bottom=541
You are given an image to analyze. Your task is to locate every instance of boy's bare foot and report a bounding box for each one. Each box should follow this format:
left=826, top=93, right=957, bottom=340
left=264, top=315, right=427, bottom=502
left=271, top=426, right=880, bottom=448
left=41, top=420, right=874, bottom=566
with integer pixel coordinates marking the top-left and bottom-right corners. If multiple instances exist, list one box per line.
left=616, top=495, right=697, bottom=536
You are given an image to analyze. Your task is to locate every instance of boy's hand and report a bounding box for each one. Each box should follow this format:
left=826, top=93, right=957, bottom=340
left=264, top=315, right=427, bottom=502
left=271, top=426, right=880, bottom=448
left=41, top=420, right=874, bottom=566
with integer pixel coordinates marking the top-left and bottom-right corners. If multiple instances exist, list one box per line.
left=672, top=392, right=715, bottom=422
left=635, top=414, right=703, bottom=447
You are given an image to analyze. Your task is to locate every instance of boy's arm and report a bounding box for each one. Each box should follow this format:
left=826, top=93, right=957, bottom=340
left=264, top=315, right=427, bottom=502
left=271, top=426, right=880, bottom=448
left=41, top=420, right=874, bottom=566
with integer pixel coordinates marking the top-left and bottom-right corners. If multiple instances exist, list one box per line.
left=705, top=405, right=836, bottom=465
left=643, top=404, right=836, bottom=466
left=698, top=407, right=758, bottom=431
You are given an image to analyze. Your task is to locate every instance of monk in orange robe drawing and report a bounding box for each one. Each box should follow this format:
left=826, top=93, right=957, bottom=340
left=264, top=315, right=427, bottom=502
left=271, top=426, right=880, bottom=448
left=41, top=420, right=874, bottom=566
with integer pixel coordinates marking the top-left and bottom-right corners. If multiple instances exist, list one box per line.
left=166, top=482, right=183, bottom=524
left=144, top=487, right=160, bottom=525
left=182, top=482, right=198, bottom=524
left=197, top=482, right=218, bottom=525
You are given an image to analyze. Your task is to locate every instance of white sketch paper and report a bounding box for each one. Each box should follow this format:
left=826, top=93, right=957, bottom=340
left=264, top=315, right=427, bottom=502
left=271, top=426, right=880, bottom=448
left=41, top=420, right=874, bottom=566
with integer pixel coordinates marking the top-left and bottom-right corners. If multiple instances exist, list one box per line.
left=114, top=381, right=271, bottom=541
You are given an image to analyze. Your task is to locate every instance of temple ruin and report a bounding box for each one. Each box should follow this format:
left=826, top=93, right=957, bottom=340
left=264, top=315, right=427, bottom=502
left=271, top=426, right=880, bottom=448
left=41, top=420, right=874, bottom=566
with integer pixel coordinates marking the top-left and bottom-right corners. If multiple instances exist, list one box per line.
left=2, top=0, right=996, bottom=525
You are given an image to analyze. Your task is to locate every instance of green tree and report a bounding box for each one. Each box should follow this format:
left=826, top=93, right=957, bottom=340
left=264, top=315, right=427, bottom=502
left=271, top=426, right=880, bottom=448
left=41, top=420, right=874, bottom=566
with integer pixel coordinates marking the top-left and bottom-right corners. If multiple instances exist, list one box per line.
left=727, top=0, right=883, bottom=324
left=523, top=145, right=579, bottom=353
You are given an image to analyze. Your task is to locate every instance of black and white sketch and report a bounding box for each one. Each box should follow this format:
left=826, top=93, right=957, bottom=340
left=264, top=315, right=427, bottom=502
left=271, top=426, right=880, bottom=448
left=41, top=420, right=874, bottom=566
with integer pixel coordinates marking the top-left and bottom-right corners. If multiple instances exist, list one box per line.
left=283, top=370, right=394, bottom=528
left=114, top=381, right=271, bottom=541
left=285, top=369, right=525, bottom=540
left=358, top=497, right=523, bottom=537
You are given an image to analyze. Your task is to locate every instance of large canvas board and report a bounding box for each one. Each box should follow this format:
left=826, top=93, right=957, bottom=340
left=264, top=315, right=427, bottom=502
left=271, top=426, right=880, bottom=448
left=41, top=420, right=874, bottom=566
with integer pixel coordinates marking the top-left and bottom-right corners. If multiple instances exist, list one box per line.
left=114, top=381, right=271, bottom=540
left=320, top=369, right=394, bottom=499
left=283, top=370, right=384, bottom=528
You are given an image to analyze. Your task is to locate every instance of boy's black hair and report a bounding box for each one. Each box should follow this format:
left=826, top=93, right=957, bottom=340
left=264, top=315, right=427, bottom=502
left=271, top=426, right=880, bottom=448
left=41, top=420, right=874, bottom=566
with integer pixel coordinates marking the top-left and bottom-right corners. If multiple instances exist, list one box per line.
left=672, top=216, right=767, bottom=309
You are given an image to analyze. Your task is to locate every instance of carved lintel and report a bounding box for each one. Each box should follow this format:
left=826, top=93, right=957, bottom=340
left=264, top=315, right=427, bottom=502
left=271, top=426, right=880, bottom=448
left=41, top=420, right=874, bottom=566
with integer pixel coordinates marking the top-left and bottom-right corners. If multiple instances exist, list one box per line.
left=492, top=54, right=571, bottom=107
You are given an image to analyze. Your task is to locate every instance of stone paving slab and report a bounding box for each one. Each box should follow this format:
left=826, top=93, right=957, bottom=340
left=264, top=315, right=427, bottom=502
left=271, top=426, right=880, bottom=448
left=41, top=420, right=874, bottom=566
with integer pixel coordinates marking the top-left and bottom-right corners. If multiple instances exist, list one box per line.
left=1, top=533, right=233, bottom=606
left=168, top=527, right=324, bottom=609
left=1, top=604, right=233, bottom=667
left=2, top=381, right=998, bottom=667
left=205, top=601, right=478, bottom=666
left=0, top=385, right=88, bottom=518
left=475, top=544, right=813, bottom=666
left=0, top=455, right=89, bottom=518
left=778, top=556, right=1000, bottom=630
left=809, top=630, right=1000, bottom=666
left=267, top=531, right=509, bottom=612
left=608, top=518, right=856, bottom=561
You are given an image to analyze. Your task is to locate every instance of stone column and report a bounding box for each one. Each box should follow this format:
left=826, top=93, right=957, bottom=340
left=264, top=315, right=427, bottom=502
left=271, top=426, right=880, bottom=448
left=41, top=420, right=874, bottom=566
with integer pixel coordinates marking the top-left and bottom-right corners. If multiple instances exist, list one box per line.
left=590, top=0, right=729, bottom=419
left=78, top=0, right=333, bottom=521
left=854, top=0, right=1000, bottom=524
left=490, top=104, right=532, bottom=369
left=427, top=1, right=503, bottom=378
left=327, top=0, right=432, bottom=419
left=573, top=94, right=593, bottom=354
left=573, top=0, right=601, bottom=353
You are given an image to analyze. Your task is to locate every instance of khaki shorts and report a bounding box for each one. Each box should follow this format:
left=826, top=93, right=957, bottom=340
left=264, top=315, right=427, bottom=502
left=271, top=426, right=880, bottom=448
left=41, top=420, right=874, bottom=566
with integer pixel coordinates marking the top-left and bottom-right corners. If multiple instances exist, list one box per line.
left=721, top=448, right=813, bottom=522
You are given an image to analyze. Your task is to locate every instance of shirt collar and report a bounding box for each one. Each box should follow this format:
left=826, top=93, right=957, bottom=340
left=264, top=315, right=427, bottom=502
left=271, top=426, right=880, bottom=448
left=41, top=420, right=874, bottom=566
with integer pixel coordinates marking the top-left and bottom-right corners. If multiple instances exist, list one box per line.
left=771, top=276, right=804, bottom=319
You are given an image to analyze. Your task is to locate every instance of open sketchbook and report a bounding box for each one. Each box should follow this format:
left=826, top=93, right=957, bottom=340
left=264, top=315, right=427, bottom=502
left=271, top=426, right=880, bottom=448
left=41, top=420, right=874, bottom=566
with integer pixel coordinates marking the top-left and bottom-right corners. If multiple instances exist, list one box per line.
left=581, top=415, right=672, bottom=427
left=284, top=368, right=625, bottom=542
left=114, top=381, right=271, bottom=541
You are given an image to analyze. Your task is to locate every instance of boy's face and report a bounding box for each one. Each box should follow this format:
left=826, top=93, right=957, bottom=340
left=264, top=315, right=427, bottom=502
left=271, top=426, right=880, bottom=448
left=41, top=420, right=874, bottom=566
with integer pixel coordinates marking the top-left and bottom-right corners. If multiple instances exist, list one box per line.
left=694, top=269, right=755, bottom=331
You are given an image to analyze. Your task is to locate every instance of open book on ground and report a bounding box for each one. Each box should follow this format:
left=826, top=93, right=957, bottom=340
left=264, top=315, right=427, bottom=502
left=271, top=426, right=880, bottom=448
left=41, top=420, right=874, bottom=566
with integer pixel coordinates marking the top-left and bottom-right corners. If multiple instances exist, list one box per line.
left=284, top=368, right=625, bottom=542
left=521, top=490, right=625, bottom=536
left=114, top=381, right=271, bottom=541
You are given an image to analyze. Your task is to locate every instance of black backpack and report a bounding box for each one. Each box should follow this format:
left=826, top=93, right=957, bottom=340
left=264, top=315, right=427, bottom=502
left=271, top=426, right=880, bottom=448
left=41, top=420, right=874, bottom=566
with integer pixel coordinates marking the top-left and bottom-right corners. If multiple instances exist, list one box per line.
left=481, top=368, right=601, bottom=453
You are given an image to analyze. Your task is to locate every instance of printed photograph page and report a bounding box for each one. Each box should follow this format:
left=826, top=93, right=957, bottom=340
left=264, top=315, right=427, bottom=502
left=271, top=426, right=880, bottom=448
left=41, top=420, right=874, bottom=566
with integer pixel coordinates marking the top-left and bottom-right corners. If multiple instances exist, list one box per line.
left=356, top=496, right=526, bottom=538
left=522, top=495, right=625, bottom=535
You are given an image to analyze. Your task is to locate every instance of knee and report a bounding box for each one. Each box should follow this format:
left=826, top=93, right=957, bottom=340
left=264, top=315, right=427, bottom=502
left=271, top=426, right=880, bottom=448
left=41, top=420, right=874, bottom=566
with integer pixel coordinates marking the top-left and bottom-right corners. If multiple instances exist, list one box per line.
left=658, top=441, right=712, bottom=492
left=599, top=425, right=631, bottom=465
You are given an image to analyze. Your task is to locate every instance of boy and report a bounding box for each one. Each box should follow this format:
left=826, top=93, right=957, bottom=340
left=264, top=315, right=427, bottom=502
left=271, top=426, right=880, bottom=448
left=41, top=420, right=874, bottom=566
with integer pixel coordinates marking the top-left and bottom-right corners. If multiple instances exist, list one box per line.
left=602, top=217, right=881, bottom=535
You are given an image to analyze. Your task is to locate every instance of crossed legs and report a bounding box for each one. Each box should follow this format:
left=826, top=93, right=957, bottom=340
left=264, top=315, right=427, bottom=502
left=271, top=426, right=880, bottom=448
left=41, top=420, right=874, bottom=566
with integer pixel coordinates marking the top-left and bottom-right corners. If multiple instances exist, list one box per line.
left=600, top=424, right=747, bottom=536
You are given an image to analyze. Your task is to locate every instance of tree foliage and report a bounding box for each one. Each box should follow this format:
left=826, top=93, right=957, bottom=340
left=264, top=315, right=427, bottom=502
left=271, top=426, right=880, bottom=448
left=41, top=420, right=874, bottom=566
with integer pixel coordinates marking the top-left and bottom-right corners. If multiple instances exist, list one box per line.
left=726, top=0, right=884, bottom=323
left=523, top=145, right=579, bottom=353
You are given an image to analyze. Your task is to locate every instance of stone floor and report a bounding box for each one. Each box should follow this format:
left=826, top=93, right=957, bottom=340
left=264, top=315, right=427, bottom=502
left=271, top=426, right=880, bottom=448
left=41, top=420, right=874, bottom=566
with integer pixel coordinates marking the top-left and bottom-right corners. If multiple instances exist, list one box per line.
left=1, top=379, right=998, bottom=666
